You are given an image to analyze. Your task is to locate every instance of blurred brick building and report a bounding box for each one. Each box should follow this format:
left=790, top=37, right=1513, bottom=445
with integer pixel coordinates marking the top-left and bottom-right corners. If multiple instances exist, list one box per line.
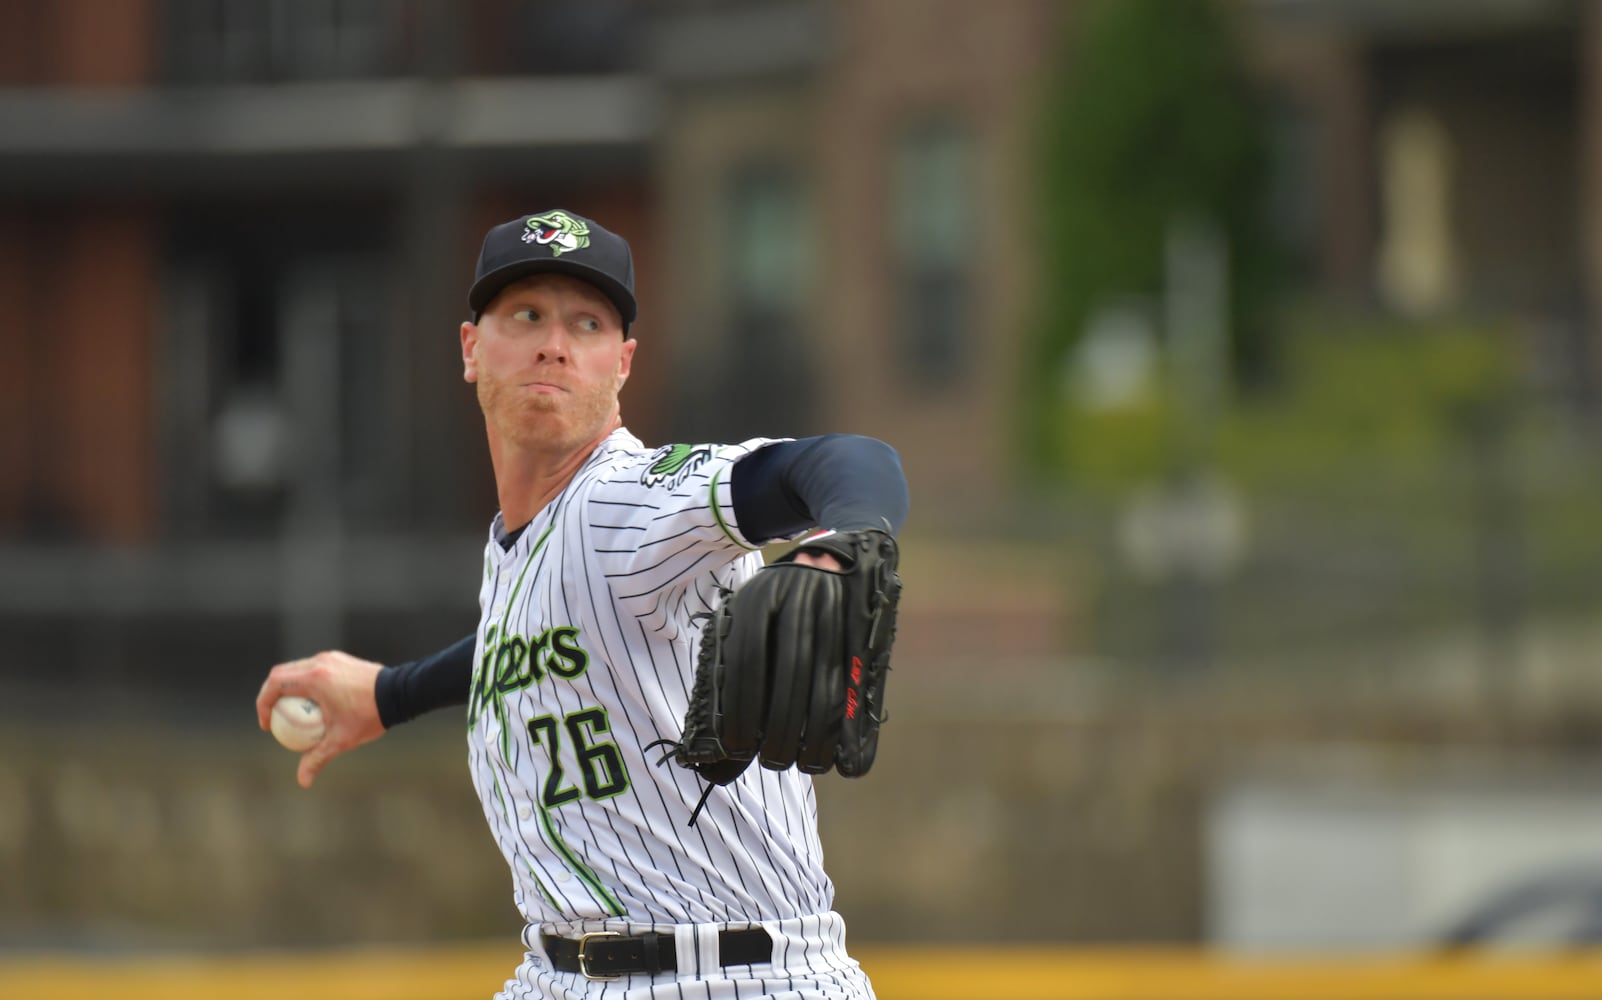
left=0, top=0, right=1070, bottom=704
left=0, top=0, right=663, bottom=699
left=0, top=0, right=1598, bottom=704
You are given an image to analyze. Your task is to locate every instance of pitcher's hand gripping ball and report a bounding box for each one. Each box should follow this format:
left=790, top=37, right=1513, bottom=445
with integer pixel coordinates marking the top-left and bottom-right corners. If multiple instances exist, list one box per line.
left=270, top=696, right=326, bottom=752
left=655, top=529, right=901, bottom=818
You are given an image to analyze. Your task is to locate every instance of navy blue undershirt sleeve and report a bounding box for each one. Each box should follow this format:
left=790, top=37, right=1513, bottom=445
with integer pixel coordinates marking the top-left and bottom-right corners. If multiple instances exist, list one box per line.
left=374, top=633, right=474, bottom=729
left=731, top=434, right=910, bottom=545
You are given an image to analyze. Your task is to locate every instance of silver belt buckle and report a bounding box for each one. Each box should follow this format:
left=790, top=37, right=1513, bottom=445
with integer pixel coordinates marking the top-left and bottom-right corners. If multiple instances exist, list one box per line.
left=577, top=931, right=623, bottom=981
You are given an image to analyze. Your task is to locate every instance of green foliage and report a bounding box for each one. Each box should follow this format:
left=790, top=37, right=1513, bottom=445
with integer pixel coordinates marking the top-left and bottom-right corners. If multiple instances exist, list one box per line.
left=1217, top=321, right=1516, bottom=488
left=1026, top=0, right=1275, bottom=475
left=1058, top=391, right=1175, bottom=495
left=1056, top=319, right=1518, bottom=496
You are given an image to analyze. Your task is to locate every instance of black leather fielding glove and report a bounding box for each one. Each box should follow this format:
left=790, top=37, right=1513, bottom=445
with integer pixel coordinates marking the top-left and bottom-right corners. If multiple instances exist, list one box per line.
left=654, top=529, right=902, bottom=820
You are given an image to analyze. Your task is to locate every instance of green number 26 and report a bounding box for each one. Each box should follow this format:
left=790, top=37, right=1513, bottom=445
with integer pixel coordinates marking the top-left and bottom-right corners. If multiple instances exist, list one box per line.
left=526, top=708, right=630, bottom=806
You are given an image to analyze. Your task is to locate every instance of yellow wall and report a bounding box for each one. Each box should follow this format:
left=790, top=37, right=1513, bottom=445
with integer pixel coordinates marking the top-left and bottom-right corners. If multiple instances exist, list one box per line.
left=4, top=945, right=1602, bottom=1000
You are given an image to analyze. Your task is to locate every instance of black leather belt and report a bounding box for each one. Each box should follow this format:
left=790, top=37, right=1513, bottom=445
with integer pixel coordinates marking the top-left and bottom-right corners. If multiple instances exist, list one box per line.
left=542, top=928, right=773, bottom=980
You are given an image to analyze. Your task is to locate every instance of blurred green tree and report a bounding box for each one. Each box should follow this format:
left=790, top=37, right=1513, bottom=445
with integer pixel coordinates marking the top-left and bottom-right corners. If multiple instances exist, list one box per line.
left=1025, top=0, right=1276, bottom=479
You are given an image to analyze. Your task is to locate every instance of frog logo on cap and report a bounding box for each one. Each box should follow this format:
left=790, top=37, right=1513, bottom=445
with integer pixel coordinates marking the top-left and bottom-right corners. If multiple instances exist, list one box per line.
left=522, top=211, right=590, bottom=257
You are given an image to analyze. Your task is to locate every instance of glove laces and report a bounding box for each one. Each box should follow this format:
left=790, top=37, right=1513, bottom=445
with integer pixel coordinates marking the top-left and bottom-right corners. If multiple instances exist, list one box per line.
left=643, top=600, right=729, bottom=827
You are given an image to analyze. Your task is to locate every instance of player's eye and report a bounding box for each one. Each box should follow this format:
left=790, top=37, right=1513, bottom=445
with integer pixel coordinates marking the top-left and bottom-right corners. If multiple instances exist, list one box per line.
left=575, top=317, right=601, bottom=332
left=511, top=308, right=540, bottom=323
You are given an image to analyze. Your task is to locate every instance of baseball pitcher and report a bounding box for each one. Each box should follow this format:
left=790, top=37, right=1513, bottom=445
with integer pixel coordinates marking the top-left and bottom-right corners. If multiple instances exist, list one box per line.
left=257, top=210, right=907, bottom=1000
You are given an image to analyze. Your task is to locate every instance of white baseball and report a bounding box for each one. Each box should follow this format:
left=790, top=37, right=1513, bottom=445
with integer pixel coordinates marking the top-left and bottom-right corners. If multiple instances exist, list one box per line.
left=270, top=696, right=325, bottom=752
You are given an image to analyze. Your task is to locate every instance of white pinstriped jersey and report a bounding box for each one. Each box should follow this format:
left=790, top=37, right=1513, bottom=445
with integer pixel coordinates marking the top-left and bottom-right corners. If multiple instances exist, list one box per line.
left=467, top=427, right=836, bottom=929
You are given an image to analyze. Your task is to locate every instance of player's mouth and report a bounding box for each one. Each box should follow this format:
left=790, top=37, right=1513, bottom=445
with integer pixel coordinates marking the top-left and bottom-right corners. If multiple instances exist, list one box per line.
left=520, top=380, right=567, bottom=394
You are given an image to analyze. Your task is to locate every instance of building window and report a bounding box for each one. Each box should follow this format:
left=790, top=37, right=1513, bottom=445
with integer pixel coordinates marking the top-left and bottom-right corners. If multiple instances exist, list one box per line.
left=163, top=212, right=399, bottom=536
left=718, top=163, right=815, bottom=435
left=505, top=0, right=637, bottom=75
left=1374, top=105, right=1460, bottom=318
left=1265, top=98, right=1324, bottom=286
left=892, top=117, right=975, bottom=389
left=729, top=165, right=809, bottom=317
left=162, top=0, right=407, bottom=83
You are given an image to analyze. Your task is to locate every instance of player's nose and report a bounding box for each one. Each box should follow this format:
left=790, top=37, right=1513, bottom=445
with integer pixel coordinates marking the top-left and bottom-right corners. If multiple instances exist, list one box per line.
left=531, top=327, right=570, bottom=364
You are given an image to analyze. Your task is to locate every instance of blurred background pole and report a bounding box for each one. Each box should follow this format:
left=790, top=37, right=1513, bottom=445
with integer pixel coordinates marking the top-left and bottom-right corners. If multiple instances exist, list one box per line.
left=1466, top=388, right=1524, bottom=729
left=279, top=269, right=346, bottom=657
left=404, top=0, right=470, bottom=530
left=1168, top=216, right=1229, bottom=463
left=1160, top=215, right=1231, bottom=673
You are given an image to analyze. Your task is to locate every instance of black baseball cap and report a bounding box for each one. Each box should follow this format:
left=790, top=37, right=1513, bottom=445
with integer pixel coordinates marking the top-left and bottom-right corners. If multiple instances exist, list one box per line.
left=468, top=209, right=638, bottom=331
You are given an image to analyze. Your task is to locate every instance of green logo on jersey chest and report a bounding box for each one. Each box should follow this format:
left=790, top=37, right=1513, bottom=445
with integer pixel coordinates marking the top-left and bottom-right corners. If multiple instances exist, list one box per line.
left=469, top=623, right=591, bottom=723
left=641, top=442, right=713, bottom=490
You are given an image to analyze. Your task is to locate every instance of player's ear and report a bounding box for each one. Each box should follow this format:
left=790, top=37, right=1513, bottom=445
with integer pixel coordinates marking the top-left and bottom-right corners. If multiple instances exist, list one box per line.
left=616, top=337, right=636, bottom=386
left=461, top=321, right=479, bottom=383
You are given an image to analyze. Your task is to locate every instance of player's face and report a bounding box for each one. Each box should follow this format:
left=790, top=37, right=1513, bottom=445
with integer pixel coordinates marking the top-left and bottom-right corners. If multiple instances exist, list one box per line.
left=461, top=274, right=636, bottom=453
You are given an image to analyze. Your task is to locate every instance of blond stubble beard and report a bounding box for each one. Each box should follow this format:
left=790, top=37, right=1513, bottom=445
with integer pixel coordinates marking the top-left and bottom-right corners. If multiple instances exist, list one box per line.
left=476, top=368, right=622, bottom=453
